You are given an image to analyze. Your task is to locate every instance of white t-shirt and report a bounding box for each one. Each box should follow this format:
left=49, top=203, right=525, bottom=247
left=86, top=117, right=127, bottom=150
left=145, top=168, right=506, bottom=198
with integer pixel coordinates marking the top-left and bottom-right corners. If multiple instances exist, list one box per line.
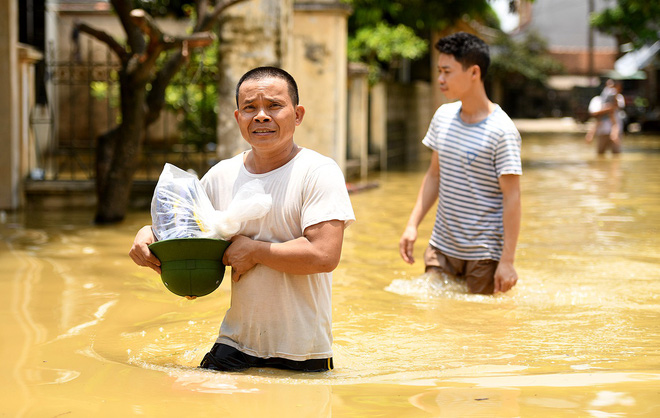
left=200, top=148, right=355, bottom=361
left=594, top=93, right=625, bottom=136
left=422, top=101, right=522, bottom=261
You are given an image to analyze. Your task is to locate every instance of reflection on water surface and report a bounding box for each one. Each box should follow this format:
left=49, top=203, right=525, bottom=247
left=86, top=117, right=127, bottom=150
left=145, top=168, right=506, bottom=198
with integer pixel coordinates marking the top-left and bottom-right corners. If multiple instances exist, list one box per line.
left=1, top=133, right=660, bottom=416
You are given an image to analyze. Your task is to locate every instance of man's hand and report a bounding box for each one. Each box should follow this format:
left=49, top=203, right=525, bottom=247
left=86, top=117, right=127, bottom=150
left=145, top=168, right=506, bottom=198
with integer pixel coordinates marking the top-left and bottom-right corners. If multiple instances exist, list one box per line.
left=399, top=225, right=418, bottom=264
left=585, top=129, right=595, bottom=144
left=494, top=261, right=518, bottom=293
left=222, top=235, right=258, bottom=282
left=128, top=225, right=161, bottom=274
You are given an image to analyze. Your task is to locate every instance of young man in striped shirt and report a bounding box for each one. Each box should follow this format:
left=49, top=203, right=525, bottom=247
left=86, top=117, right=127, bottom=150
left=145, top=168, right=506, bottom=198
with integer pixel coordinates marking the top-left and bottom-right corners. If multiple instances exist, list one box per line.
left=399, top=32, right=522, bottom=294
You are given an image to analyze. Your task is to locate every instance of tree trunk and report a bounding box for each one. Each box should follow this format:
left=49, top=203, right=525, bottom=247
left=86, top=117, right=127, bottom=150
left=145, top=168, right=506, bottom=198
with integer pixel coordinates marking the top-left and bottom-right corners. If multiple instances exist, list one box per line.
left=83, top=0, right=248, bottom=223
left=94, top=74, right=147, bottom=223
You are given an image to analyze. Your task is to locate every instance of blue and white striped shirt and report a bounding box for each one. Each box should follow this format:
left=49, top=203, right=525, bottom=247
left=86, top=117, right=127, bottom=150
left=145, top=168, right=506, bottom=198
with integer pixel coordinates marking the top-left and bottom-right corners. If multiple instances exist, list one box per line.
left=422, top=101, right=522, bottom=261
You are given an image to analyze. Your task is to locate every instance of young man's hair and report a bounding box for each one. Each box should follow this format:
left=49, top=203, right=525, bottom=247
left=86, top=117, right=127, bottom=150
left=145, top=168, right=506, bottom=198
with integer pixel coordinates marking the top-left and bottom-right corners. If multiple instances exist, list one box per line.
left=235, top=66, right=300, bottom=107
left=435, top=32, right=490, bottom=80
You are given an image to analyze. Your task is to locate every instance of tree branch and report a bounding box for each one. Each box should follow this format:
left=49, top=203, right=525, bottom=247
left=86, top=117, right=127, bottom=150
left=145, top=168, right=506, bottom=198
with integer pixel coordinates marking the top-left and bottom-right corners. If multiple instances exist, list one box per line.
left=143, top=0, right=246, bottom=125
left=74, top=22, right=128, bottom=62
left=195, top=0, right=209, bottom=32
left=198, top=0, right=249, bottom=32
left=130, top=9, right=215, bottom=53
left=110, top=0, right=145, bottom=55
left=129, top=9, right=164, bottom=53
left=145, top=51, right=187, bottom=125
left=128, top=9, right=215, bottom=83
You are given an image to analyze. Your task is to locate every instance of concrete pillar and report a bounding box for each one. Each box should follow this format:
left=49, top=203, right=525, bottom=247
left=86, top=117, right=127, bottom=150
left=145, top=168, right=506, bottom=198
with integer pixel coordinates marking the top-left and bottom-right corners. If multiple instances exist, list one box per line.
left=18, top=45, right=44, bottom=184
left=0, top=0, right=20, bottom=210
left=347, top=63, right=368, bottom=178
left=291, top=0, right=351, bottom=172
left=216, top=0, right=293, bottom=160
left=369, top=81, right=387, bottom=170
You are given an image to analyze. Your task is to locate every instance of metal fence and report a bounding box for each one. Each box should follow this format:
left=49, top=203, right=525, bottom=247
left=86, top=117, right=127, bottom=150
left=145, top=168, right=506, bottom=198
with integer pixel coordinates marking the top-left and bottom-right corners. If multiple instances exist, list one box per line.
left=38, top=37, right=217, bottom=183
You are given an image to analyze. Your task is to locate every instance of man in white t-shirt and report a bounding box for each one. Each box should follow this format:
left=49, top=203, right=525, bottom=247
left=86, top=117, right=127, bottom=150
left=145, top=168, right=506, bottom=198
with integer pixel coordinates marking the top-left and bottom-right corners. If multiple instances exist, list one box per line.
left=399, top=32, right=522, bottom=295
left=129, top=67, right=355, bottom=372
left=585, top=79, right=625, bottom=155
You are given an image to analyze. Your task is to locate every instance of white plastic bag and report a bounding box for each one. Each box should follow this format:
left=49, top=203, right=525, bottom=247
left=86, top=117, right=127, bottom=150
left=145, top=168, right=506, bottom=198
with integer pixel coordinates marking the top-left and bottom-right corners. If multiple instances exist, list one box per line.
left=151, top=163, right=272, bottom=241
left=205, top=179, right=272, bottom=239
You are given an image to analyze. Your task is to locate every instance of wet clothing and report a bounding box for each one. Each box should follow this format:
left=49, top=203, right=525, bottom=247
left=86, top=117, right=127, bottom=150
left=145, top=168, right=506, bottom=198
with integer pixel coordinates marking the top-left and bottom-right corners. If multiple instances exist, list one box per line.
left=422, top=101, right=522, bottom=261
left=199, top=148, right=355, bottom=368
left=424, top=245, right=497, bottom=294
left=200, top=343, right=333, bottom=372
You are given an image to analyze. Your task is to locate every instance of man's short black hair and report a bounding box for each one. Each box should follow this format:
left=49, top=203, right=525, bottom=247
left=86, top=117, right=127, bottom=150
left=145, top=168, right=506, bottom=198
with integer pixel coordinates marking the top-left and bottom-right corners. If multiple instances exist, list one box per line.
left=435, top=32, right=490, bottom=80
left=235, top=66, right=299, bottom=107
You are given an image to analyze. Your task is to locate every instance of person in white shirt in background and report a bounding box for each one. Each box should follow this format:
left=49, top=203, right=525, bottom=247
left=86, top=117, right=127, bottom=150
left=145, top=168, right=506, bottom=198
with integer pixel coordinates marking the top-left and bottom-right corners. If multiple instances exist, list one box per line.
left=585, top=79, right=626, bottom=155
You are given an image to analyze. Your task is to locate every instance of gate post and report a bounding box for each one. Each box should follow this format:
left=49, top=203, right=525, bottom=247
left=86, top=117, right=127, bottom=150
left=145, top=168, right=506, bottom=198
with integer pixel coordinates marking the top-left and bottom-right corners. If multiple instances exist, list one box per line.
left=0, top=0, right=20, bottom=209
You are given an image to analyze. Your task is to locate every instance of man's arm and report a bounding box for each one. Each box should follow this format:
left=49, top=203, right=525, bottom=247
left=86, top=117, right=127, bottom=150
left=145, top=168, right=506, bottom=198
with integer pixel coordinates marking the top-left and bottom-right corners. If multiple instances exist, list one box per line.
left=129, top=225, right=161, bottom=274
left=590, top=101, right=616, bottom=118
left=494, top=174, right=521, bottom=293
left=399, top=152, right=440, bottom=264
left=610, top=94, right=625, bottom=143
left=223, top=219, right=345, bottom=282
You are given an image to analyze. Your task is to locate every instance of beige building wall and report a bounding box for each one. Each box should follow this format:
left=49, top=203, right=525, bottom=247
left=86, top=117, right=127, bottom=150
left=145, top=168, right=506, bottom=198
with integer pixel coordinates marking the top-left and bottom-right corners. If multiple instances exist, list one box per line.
left=216, top=0, right=294, bottom=159
left=215, top=0, right=352, bottom=172
left=369, top=81, right=387, bottom=171
left=290, top=0, right=350, bottom=171
left=347, top=63, right=368, bottom=177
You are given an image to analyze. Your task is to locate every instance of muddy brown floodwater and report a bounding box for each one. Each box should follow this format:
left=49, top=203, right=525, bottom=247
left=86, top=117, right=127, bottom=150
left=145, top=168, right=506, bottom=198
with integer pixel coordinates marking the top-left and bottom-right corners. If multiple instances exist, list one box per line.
left=1, top=132, right=659, bottom=416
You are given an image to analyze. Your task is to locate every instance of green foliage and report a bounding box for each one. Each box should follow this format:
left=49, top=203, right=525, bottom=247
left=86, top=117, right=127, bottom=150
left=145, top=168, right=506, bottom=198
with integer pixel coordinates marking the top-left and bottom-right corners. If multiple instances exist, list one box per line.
left=133, top=0, right=196, bottom=17
left=345, top=0, right=502, bottom=83
left=90, top=72, right=122, bottom=124
left=346, top=0, right=494, bottom=33
left=164, top=35, right=219, bottom=149
left=489, top=31, right=563, bottom=86
left=88, top=4, right=218, bottom=149
left=590, top=0, right=660, bottom=47
left=87, top=53, right=217, bottom=150
left=348, top=23, right=428, bottom=83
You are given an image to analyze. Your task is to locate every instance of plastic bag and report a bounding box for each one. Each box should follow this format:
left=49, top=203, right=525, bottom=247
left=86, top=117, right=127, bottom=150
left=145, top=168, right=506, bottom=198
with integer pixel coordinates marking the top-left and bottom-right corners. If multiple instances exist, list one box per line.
left=151, top=163, right=272, bottom=241
left=207, top=179, right=273, bottom=239
left=151, top=164, right=215, bottom=241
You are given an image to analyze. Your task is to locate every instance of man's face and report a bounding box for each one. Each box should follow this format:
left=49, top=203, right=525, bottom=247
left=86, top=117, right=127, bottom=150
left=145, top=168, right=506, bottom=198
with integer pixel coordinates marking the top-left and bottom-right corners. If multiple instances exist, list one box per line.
left=436, top=53, right=475, bottom=101
left=234, top=77, right=304, bottom=151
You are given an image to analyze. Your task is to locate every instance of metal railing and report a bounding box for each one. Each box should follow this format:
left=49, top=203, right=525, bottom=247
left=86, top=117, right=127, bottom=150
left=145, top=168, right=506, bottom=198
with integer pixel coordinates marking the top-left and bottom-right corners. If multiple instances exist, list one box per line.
left=34, top=38, right=216, bottom=183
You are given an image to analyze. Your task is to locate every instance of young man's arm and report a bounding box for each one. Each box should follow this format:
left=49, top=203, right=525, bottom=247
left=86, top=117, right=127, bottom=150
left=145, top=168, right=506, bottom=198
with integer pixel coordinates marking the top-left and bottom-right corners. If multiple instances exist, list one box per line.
left=494, top=174, right=521, bottom=293
left=399, top=151, right=440, bottom=264
left=223, top=219, right=345, bottom=282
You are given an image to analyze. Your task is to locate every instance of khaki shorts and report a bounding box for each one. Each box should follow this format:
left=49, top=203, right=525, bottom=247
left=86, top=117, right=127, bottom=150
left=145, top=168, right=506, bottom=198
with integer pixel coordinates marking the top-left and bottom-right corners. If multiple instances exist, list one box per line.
left=424, top=245, right=498, bottom=294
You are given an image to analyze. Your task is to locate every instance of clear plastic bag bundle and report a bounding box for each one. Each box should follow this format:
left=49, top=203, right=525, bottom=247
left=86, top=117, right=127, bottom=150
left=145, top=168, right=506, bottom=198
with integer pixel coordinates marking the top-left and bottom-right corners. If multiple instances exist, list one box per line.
left=151, top=163, right=272, bottom=241
left=207, top=179, right=273, bottom=238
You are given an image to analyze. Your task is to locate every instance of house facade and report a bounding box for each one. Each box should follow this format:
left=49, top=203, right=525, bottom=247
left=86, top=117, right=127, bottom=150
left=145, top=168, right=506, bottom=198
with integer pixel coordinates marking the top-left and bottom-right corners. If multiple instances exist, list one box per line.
left=0, top=0, right=367, bottom=210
